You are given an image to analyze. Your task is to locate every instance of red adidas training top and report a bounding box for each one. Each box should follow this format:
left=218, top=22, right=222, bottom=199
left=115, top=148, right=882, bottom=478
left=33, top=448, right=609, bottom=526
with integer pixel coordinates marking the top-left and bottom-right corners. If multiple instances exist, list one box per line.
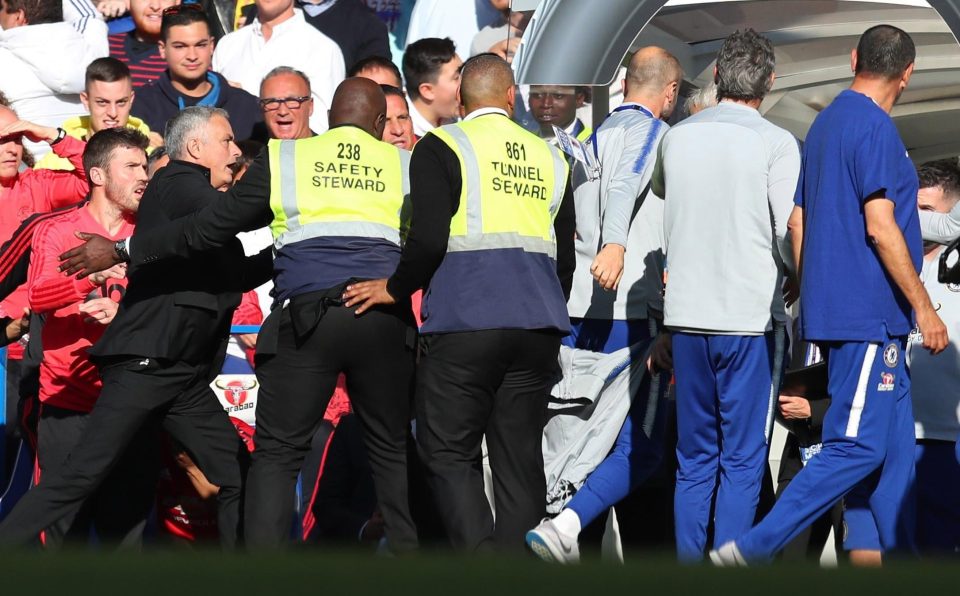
left=27, top=206, right=133, bottom=412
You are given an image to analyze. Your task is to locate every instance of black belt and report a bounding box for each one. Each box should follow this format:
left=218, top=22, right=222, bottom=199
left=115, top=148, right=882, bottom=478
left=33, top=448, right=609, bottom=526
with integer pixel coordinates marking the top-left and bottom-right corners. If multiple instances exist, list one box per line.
left=256, top=279, right=364, bottom=357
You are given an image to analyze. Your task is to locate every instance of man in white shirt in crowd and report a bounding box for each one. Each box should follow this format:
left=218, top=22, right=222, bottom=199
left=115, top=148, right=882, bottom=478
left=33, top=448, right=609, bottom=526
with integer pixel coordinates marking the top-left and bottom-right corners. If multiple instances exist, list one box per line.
left=401, top=36, right=461, bottom=139
left=404, top=0, right=500, bottom=58
left=212, top=0, right=345, bottom=134
left=0, top=0, right=106, bottom=159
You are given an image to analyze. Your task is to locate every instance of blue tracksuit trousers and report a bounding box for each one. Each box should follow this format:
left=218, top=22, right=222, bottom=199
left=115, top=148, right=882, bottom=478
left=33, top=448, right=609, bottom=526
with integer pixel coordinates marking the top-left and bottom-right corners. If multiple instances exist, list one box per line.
left=737, top=338, right=916, bottom=561
left=561, top=318, right=671, bottom=527
left=672, top=327, right=787, bottom=562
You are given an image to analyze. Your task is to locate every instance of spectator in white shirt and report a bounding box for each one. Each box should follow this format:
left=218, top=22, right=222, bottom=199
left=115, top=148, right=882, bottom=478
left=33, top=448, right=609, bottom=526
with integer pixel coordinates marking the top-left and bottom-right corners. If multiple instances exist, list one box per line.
left=401, top=37, right=461, bottom=138
left=212, top=0, right=344, bottom=134
left=0, top=0, right=106, bottom=159
left=404, top=0, right=499, bottom=59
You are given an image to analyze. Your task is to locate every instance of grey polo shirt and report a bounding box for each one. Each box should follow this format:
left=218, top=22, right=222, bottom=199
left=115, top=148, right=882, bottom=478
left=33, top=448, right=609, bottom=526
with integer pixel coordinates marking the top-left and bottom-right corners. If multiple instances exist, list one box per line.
left=652, top=101, right=800, bottom=334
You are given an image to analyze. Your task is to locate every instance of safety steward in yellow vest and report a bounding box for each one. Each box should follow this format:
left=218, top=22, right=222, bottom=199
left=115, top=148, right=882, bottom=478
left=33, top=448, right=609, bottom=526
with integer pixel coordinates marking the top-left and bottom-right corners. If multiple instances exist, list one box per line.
left=246, top=79, right=420, bottom=553
left=60, top=78, right=422, bottom=552
left=344, top=54, right=577, bottom=552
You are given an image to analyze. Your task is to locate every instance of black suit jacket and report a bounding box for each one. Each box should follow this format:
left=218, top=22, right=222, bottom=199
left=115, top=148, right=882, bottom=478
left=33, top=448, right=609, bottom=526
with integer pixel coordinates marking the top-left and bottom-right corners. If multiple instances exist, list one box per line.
left=90, top=160, right=272, bottom=364
left=128, top=152, right=273, bottom=266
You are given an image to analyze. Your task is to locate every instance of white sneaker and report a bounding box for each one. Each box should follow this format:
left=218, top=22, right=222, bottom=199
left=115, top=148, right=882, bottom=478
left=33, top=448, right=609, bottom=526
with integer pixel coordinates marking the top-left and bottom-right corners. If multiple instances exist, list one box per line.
left=709, top=541, right=747, bottom=567
left=526, top=518, right=580, bottom=564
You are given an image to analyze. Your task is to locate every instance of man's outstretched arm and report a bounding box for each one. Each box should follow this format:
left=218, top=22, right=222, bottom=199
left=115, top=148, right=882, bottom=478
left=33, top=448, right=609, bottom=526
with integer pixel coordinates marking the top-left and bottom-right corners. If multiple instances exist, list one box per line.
left=919, top=200, right=960, bottom=245
left=59, top=153, right=274, bottom=277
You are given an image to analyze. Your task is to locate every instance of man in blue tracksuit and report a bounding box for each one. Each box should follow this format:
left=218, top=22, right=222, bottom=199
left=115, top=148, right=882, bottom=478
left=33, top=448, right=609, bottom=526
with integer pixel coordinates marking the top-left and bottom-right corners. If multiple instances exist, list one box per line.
left=712, top=25, right=949, bottom=566
left=524, top=46, right=683, bottom=563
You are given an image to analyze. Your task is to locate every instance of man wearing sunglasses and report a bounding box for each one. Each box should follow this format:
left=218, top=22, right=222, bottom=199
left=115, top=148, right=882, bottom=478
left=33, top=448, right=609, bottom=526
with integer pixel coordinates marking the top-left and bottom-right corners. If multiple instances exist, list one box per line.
left=131, top=5, right=266, bottom=144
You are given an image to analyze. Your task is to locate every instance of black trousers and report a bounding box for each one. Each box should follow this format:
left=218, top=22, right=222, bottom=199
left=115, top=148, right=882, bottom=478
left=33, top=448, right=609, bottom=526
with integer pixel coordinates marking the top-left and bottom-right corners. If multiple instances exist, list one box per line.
left=36, top=404, right=158, bottom=548
left=415, top=329, right=561, bottom=552
left=245, top=303, right=417, bottom=551
left=0, top=357, right=245, bottom=548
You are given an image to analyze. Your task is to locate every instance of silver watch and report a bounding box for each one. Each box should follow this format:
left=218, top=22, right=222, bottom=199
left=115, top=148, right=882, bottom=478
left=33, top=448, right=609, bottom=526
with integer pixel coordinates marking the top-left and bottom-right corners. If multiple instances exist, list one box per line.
left=114, top=237, right=130, bottom=262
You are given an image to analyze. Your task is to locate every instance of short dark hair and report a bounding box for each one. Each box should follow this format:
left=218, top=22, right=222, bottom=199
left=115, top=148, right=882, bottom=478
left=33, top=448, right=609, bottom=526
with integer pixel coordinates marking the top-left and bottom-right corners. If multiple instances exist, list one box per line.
left=380, top=84, right=406, bottom=101
left=82, top=128, right=150, bottom=183
left=715, top=29, right=775, bottom=102
left=3, top=0, right=61, bottom=24
left=855, top=25, right=916, bottom=79
left=349, top=56, right=402, bottom=84
left=402, top=37, right=457, bottom=101
left=918, top=159, right=960, bottom=195
left=160, top=5, right=211, bottom=41
left=85, top=57, right=132, bottom=89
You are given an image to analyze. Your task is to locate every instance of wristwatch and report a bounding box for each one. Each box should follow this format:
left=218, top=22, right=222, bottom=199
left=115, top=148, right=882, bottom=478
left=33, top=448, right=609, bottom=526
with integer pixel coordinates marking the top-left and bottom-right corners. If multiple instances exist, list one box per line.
left=114, top=237, right=130, bottom=263
left=49, top=127, right=67, bottom=146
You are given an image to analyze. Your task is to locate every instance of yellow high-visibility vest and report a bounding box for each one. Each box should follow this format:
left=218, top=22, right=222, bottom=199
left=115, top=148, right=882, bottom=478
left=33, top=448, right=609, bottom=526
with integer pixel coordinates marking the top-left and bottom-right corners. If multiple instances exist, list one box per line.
left=421, top=112, right=571, bottom=334
left=431, top=114, right=569, bottom=258
left=267, top=125, right=409, bottom=250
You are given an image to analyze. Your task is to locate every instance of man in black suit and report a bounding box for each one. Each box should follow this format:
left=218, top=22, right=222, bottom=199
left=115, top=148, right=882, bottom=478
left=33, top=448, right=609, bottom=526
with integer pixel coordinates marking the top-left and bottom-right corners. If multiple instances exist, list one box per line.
left=0, top=106, right=272, bottom=548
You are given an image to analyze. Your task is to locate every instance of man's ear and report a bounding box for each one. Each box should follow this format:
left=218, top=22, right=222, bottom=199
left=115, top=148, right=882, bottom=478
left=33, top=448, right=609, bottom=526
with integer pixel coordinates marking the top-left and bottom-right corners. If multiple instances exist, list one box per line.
left=506, top=85, right=516, bottom=115
left=80, top=91, right=90, bottom=112
left=89, top=166, right=106, bottom=187
left=11, top=8, right=26, bottom=27
left=901, top=62, right=915, bottom=88
left=419, top=82, right=435, bottom=103
left=373, top=112, right=386, bottom=138
left=850, top=48, right=858, bottom=74
left=186, top=136, right=203, bottom=160
left=158, top=40, right=167, bottom=61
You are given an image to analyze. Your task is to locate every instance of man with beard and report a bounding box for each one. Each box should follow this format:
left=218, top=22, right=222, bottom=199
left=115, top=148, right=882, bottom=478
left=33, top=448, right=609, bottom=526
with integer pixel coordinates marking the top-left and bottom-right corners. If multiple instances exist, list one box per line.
left=26, top=128, right=155, bottom=547
left=0, top=107, right=272, bottom=548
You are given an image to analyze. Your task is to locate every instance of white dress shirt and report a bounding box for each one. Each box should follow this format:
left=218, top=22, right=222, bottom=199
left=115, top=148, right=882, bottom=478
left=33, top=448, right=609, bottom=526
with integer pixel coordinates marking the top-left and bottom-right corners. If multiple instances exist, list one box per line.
left=213, top=9, right=345, bottom=134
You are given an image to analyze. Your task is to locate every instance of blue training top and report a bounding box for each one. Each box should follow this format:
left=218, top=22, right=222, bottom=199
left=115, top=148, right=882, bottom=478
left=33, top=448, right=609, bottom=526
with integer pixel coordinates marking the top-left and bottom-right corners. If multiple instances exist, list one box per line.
left=796, top=89, right=921, bottom=342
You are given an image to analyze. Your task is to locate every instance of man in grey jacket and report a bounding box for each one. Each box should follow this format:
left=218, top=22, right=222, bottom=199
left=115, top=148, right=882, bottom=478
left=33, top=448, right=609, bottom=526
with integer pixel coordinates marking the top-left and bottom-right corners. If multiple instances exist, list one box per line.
left=526, top=46, right=681, bottom=564
left=655, top=29, right=798, bottom=563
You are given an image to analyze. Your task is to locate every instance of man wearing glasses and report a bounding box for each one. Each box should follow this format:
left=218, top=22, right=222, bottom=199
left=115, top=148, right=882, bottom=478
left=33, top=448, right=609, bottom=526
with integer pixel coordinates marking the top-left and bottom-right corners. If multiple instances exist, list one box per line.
left=132, top=5, right=266, bottom=143
left=58, top=79, right=420, bottom=552
left=259, top=66, right=314, bottom=141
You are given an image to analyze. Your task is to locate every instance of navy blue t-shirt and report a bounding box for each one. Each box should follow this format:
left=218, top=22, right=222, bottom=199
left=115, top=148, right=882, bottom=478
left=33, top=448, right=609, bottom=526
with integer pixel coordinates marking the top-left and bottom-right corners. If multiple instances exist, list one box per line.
left=797, top=89, right=921, bottom=342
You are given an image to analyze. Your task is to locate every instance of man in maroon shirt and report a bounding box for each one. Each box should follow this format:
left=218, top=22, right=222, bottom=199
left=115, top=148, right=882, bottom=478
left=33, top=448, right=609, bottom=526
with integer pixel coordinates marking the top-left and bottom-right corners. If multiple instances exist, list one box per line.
left=108, top=0, right=181, bottom=88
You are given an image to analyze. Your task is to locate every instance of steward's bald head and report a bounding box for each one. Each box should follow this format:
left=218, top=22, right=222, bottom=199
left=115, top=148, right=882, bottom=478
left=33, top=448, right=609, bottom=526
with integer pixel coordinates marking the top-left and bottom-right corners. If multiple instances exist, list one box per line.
left=459, top=53, right=515, bottom=114
left=329, top=77, right=388, bottom=138
left=626, top=46, right=682, bottom=95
